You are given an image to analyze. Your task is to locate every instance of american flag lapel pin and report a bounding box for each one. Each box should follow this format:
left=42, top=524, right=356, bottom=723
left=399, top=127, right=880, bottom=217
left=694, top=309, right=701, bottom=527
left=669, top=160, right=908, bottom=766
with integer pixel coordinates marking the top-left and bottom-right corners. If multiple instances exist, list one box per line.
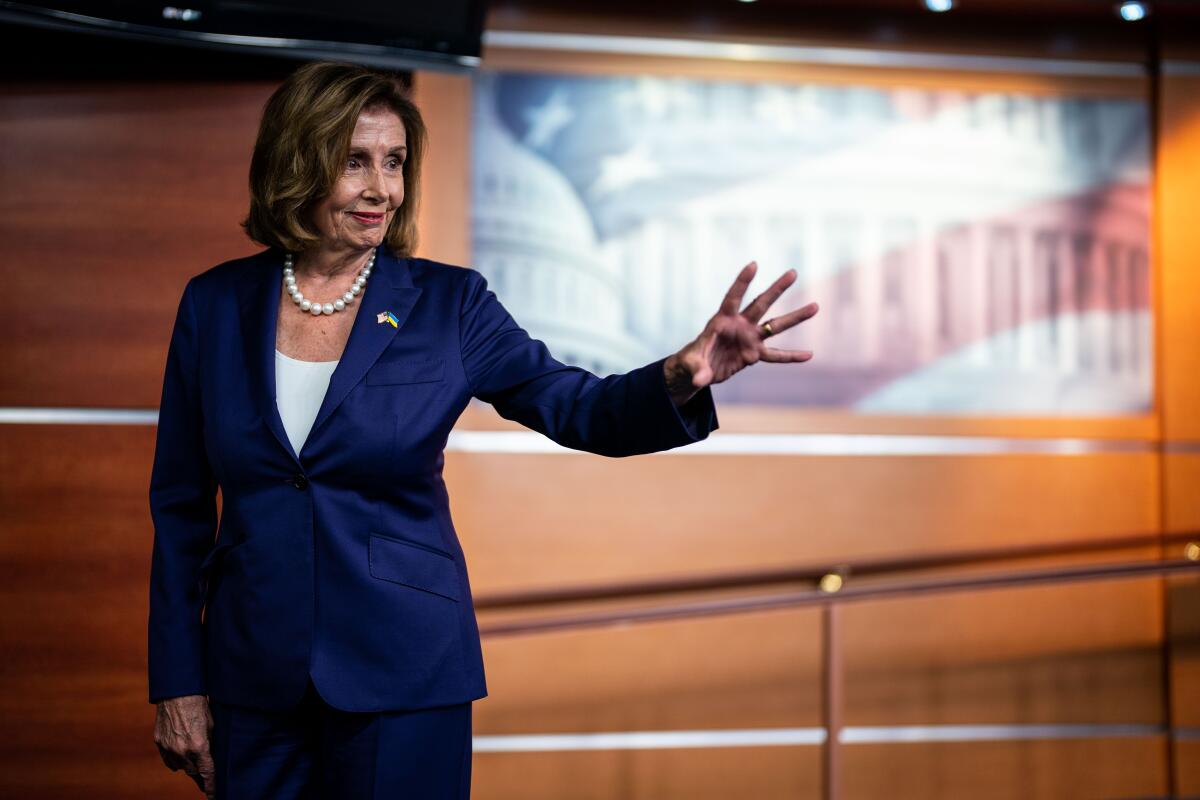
left=377, top=311, right=399, bottom=328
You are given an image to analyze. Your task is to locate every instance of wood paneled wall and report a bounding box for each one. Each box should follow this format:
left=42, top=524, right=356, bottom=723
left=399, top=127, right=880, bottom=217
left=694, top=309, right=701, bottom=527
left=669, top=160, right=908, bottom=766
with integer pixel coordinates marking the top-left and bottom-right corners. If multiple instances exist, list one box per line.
left=1158, top=65, right=1200, bottom=795
left=0, top=14, right=1197, bottom=800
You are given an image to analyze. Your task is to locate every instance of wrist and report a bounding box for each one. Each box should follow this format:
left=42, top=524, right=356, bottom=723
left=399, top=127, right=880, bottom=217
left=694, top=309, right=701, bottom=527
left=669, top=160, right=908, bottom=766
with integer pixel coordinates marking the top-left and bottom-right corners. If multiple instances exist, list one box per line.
left=663, top=352, right=700, bottom=407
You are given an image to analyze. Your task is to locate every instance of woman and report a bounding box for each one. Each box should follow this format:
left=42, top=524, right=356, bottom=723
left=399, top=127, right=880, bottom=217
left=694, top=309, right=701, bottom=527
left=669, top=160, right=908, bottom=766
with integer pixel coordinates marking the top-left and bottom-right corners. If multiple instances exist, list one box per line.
left=149, top=61, right=818, bottom=799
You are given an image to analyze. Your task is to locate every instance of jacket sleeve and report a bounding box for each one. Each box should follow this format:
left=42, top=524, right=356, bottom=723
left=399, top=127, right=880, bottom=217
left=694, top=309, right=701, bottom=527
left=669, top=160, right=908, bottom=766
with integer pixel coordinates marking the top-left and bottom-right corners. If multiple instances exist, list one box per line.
left=147, top=278, right=218, bottom=704
left=460, top=271, right=718, bottom=456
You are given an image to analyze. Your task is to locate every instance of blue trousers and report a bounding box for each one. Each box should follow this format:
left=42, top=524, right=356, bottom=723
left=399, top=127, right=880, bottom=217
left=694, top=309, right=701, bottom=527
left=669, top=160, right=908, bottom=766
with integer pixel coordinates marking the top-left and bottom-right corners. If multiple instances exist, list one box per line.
left=210, top=678, right=473, bottom=799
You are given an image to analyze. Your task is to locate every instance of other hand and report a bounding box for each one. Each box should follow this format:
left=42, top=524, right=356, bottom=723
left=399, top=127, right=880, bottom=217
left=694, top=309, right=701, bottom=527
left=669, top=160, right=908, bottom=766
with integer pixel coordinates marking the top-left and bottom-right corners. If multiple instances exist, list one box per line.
left=665, top=261, right=819, bottom=405
left=154, top=694, right=215, bottom=798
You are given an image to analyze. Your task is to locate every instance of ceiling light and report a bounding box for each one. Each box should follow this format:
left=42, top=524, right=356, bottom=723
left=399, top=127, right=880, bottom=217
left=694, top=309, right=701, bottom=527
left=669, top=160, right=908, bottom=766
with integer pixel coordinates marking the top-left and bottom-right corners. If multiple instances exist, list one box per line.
left=924, top=0, right=955, bottom=11
left=1118, top=1, right=1147, bottom=21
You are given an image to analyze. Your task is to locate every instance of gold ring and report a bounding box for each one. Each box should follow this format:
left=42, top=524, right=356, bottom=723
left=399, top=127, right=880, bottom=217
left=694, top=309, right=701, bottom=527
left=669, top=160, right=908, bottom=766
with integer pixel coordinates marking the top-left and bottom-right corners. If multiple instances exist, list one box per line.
left=760, top=321, right=774, bottom=338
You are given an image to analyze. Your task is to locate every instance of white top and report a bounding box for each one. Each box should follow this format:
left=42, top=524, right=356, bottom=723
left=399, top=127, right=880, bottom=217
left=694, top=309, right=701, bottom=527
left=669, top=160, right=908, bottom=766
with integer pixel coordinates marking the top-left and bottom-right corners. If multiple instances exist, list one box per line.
left=275, top=349, right=339, bottom=456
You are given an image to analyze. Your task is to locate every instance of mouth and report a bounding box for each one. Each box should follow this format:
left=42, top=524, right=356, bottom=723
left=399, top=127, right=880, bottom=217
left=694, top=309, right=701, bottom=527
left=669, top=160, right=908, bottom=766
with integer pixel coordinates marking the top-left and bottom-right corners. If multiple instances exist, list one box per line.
left=348, top=211, right=386, bottom=226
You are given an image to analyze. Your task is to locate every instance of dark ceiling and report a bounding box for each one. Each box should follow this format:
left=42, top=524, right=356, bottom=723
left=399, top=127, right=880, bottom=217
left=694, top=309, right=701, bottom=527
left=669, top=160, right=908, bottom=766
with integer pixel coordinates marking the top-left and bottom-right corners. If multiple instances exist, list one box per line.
left=488, top=0, right=1200, bottom=62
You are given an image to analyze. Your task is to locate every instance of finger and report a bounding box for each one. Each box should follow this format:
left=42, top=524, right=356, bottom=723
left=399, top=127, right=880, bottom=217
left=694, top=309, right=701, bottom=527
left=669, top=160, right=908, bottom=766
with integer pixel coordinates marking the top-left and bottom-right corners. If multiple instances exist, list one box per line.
left=760, top=348, right=814, bottom=363
left=185, top=747, right=212, bottom=796
left=157, top=742, right=188, bottom=772
left=760, top=301, right=819, bottom=337
left=184, top=737, right=211, bottom=770
left=719, top=262, right=757, bottom=316
left=741, top=269, right=797, bottom=323
left=196, top=751, right=216, bottom=797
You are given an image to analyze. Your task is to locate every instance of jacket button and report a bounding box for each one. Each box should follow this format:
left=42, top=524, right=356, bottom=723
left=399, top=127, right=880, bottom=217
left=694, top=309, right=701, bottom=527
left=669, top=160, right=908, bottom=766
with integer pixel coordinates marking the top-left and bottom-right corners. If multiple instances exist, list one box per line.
left=290, top=474, right=309, bottom=490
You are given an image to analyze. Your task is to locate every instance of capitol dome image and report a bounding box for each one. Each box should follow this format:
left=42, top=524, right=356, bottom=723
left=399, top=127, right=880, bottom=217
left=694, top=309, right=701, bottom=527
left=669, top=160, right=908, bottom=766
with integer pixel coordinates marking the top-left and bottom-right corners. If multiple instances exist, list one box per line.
left=471, top=75, right=651, bottom=376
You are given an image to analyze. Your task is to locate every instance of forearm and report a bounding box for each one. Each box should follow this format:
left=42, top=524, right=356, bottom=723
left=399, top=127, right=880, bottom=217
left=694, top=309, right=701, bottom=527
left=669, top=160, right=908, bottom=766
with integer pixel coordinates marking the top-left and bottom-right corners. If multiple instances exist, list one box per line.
left=147, top=277, right=218, bottom=703
left=464, top=271, right=718, bottom=454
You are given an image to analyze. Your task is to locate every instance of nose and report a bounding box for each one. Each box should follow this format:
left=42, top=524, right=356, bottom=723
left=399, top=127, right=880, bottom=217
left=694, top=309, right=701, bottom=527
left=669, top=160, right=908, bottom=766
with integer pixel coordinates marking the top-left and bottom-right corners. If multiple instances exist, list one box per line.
left=362, top=167, right=386, bottom=202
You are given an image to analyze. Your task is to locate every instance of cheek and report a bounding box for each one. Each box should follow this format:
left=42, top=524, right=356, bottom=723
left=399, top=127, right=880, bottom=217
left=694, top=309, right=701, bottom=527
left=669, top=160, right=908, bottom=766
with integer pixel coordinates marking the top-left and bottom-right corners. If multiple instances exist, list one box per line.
left=326, top=180, right=360, bottom=213
left=308, top=203, right=333, bottom=234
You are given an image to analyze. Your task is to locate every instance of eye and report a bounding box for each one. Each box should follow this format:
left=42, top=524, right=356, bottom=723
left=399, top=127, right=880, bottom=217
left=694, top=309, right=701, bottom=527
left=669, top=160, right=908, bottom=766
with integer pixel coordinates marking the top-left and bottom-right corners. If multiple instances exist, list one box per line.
left=346, top=157, right=361, bottom=170
left=387, top=157, right=404, bottom=169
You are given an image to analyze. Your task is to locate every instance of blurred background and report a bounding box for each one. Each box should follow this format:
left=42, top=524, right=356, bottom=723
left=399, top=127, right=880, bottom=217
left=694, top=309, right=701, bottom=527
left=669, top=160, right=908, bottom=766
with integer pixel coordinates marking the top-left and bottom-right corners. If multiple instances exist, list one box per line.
left=1, top=0, right=1198, bottom=797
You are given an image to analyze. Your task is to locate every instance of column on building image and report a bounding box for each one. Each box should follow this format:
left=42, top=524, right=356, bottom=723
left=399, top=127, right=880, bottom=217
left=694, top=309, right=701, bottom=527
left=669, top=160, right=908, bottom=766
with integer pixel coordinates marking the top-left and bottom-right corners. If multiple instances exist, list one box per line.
left=827, top=213, right=864, bottom=366
left=879, top=217, right=918, bottom=367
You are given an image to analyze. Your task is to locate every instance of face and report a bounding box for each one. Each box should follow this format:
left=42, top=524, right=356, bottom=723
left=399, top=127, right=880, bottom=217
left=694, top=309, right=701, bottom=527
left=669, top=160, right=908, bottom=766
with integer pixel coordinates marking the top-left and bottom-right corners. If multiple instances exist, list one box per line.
left=308, top=106, right=407, bottom=255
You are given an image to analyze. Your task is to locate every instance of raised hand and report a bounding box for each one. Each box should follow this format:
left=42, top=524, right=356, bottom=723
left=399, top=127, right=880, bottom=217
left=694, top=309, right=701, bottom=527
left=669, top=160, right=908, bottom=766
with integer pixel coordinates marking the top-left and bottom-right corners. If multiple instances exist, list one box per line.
left=664, top=261, right=819, bottom=406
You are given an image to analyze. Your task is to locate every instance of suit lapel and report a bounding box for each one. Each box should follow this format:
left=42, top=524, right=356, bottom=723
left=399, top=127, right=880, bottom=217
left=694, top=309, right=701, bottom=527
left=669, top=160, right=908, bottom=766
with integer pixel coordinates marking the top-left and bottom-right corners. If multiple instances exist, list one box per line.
left=237, top=249, right=300, bottom=466
left=236, top=246, right=422, bottom=465
left=308, top=247, right=422, bottom=443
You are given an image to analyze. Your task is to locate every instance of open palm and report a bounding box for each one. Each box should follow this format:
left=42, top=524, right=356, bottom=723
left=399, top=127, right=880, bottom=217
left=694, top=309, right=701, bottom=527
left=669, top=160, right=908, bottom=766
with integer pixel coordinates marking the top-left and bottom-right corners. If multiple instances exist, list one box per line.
left=669, top=261, right=819, bottom=398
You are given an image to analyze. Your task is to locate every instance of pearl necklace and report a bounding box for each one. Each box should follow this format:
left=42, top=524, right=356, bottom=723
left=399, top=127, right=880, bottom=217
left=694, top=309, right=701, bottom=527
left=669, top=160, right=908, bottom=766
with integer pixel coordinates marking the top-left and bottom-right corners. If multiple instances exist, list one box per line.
left=283, top=250, right=374, bottom=316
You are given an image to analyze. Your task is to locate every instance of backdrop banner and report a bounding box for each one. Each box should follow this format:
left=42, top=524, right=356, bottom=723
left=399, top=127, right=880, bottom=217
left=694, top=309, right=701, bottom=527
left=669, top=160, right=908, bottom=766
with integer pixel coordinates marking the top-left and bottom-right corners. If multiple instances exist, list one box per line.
left=471, top=71, right=1152, bottom=414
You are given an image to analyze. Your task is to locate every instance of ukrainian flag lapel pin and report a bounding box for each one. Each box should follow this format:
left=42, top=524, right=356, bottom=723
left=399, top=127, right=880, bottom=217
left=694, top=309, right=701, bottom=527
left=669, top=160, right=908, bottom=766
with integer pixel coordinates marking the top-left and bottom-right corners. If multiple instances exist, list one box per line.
left=377, top=311, right=399, bottom=329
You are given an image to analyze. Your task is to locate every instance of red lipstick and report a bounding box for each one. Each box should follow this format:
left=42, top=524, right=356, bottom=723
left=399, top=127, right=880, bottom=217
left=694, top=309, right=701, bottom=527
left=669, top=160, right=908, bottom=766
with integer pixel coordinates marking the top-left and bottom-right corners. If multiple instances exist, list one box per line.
left=349, top=211, right=384, bottom=226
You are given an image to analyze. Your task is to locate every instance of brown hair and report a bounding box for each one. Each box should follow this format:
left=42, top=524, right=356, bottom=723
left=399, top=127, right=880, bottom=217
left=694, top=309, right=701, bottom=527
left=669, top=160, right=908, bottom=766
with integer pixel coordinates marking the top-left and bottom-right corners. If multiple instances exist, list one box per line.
left=242, top=61, right=427, bottom=256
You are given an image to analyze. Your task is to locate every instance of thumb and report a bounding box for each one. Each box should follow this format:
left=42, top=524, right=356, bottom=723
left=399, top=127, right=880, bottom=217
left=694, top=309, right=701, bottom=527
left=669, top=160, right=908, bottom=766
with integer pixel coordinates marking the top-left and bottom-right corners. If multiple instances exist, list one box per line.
left=689, top=356, right=714, bottom=389
left=689, top=332, right=717, bottom=388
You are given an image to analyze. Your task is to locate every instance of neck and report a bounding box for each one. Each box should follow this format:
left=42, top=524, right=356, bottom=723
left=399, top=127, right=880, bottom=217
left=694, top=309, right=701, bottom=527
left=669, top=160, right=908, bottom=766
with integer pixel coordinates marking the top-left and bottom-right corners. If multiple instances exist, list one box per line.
left=293, top=245, right=375, bottom=281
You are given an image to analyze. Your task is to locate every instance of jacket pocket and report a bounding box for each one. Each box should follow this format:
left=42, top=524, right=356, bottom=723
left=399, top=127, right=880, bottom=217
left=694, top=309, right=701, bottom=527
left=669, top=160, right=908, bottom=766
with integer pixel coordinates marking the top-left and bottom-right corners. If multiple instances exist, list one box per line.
left=366, top=358, right=444, bottom=386
left=368, top=532, right=460, bottom=601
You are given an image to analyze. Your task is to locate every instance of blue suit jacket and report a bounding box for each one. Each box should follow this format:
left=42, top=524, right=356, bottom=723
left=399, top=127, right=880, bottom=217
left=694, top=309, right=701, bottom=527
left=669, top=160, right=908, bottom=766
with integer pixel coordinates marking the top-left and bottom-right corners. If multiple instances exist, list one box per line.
left=147, top=246, right=719, bottom=712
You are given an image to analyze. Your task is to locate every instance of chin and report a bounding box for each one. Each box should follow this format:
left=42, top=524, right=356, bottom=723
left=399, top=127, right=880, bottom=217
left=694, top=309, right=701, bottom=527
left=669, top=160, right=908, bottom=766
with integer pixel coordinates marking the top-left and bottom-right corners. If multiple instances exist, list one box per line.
left=347, top=234, right=383, bottom=249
